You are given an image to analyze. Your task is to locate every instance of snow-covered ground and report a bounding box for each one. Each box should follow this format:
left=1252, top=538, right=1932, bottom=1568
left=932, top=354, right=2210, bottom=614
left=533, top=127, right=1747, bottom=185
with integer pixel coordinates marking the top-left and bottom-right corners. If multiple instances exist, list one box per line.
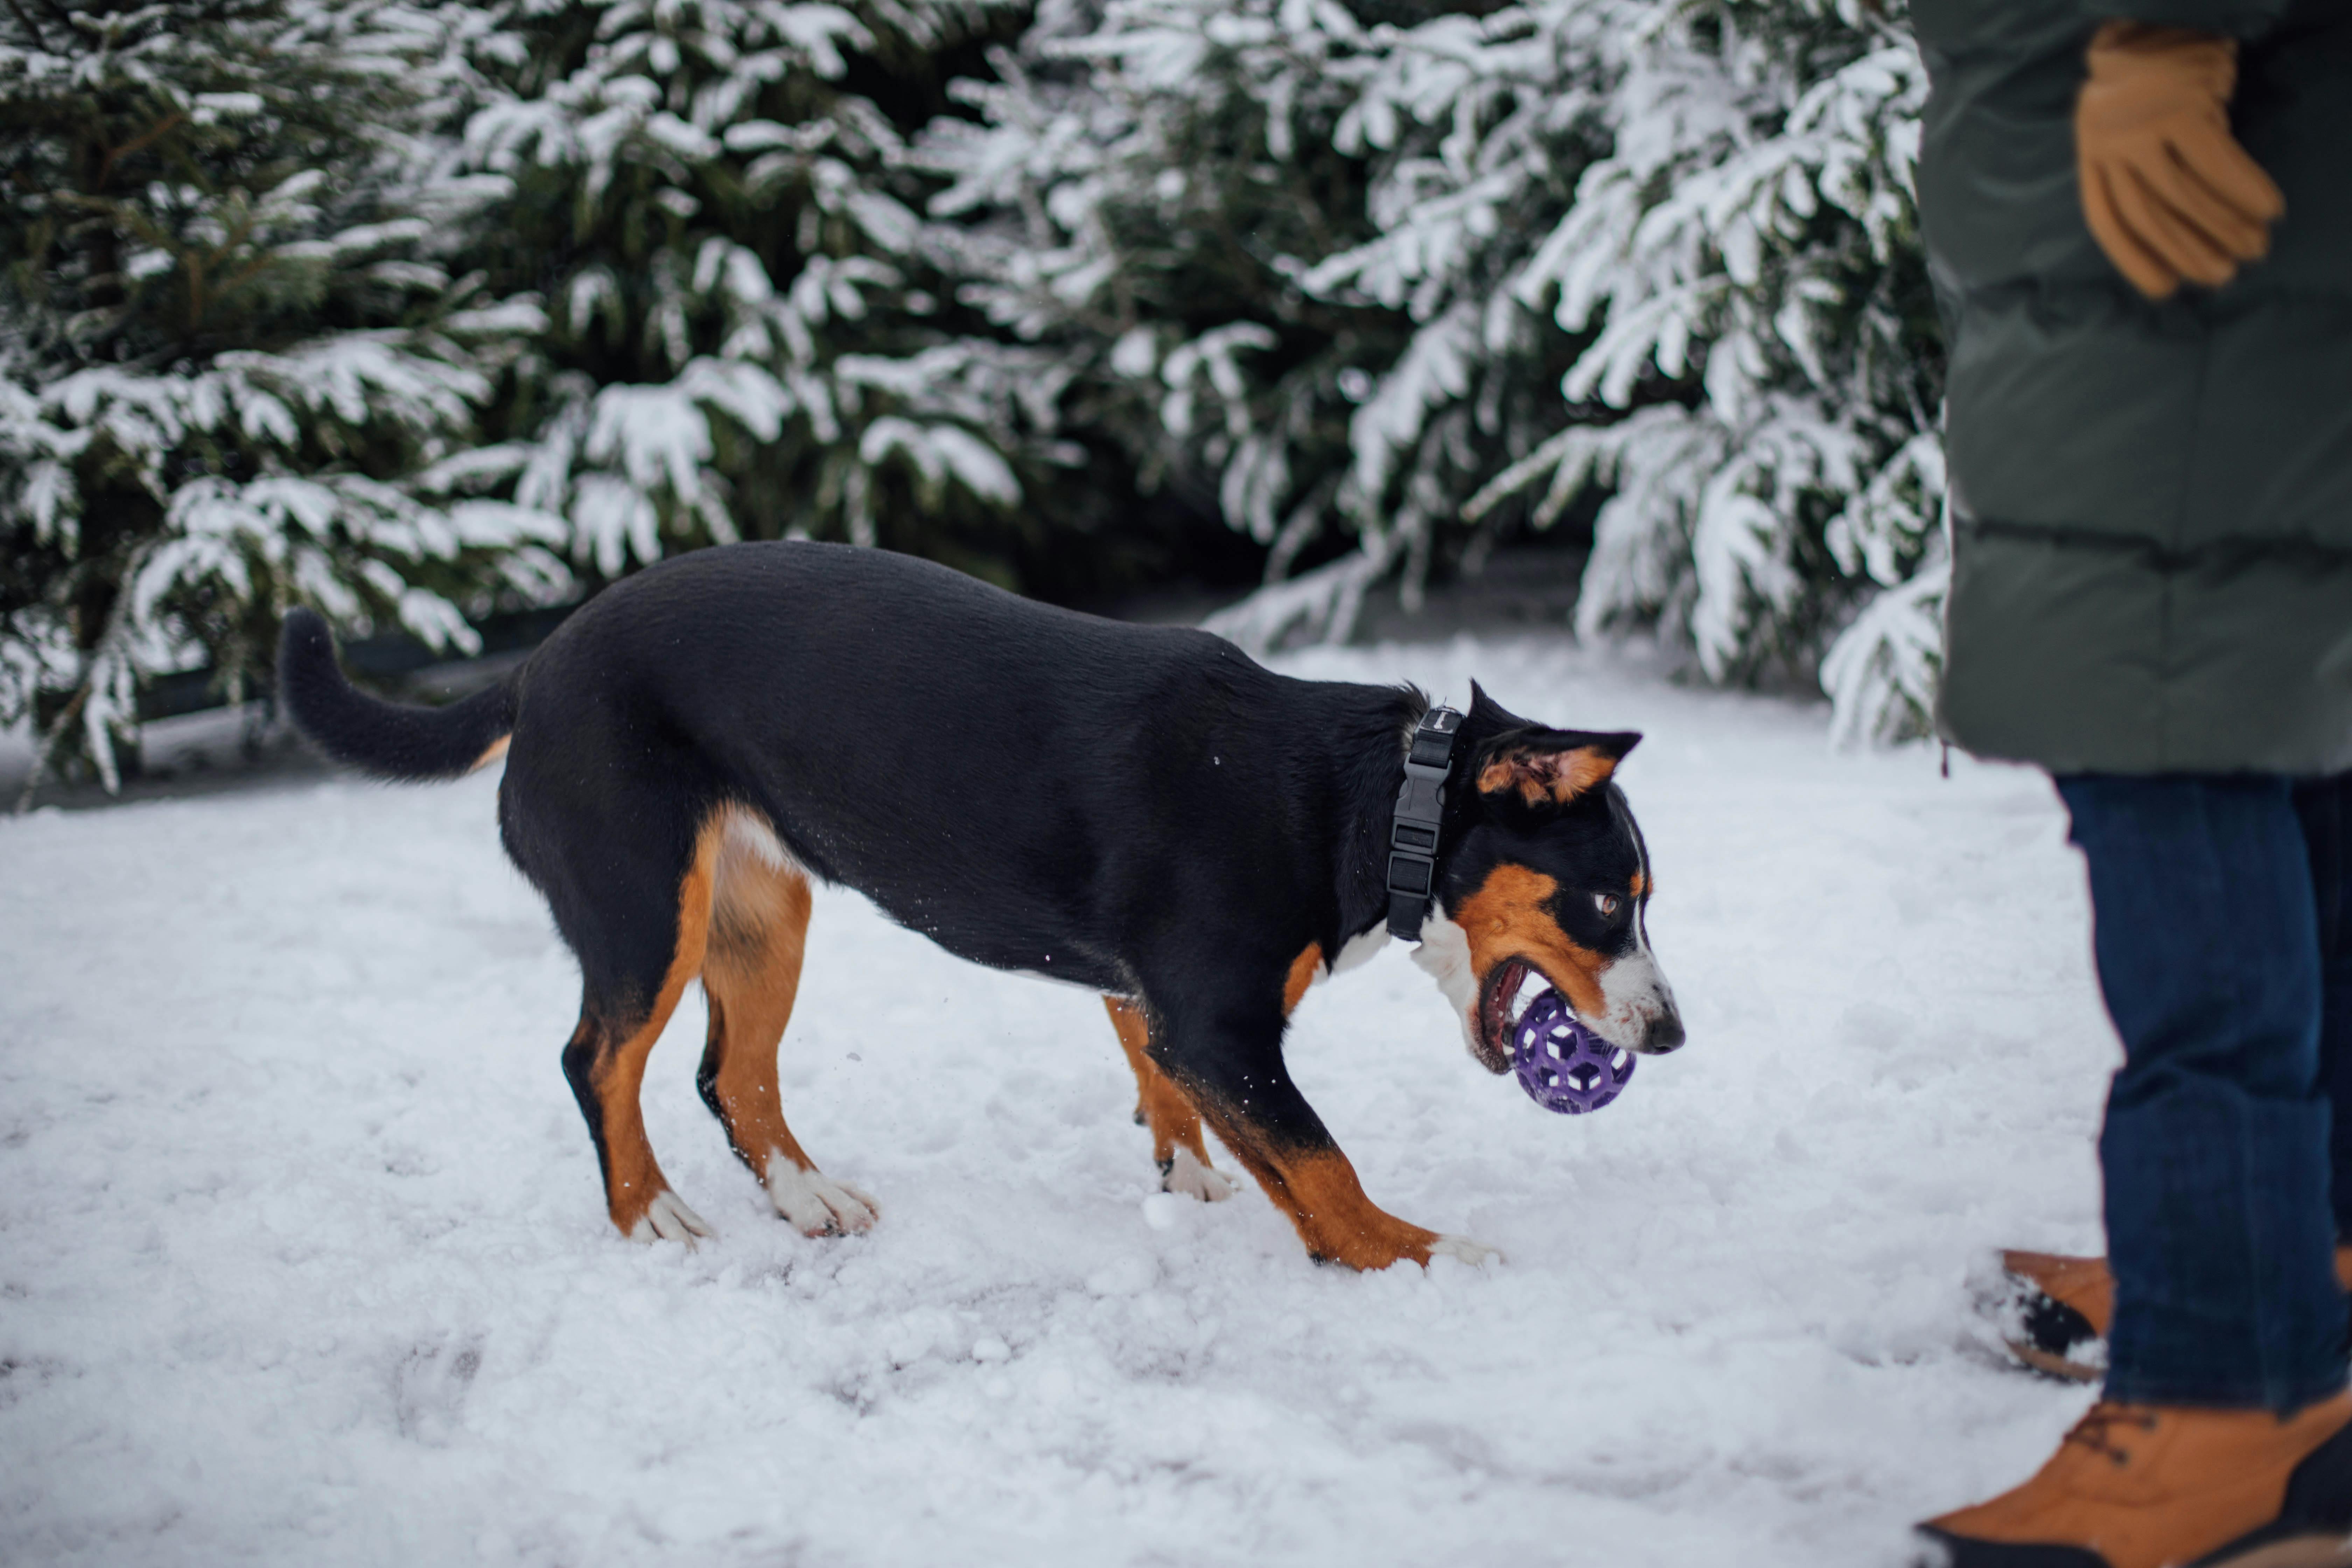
left=0, top=636, right=2116, bottom=1568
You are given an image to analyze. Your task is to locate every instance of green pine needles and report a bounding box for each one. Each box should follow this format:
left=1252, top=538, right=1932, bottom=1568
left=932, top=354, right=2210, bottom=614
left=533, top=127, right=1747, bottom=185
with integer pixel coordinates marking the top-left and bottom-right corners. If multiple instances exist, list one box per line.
left=1, top=0, right=563, bottom=792
left=452, top=0, right=1064, bottom=585
left=6, top=0, right=1959, bottom=798
left=928, top=0, right=1949, bottom=738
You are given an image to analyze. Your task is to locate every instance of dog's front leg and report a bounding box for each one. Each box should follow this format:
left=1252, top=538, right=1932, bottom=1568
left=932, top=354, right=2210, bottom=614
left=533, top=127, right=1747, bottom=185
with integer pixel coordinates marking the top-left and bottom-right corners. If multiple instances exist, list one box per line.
left=1151, top=990, right=1494, bottom=1271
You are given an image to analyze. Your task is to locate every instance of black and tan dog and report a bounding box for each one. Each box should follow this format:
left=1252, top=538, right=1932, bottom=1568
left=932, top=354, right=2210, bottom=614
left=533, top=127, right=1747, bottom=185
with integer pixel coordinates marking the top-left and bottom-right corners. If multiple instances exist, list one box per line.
left=282, top=541, right=1682, bottom=1269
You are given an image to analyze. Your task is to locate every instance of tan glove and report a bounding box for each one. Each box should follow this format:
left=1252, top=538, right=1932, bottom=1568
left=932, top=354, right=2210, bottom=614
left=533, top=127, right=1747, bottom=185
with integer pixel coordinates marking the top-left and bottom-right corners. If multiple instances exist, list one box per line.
left=2076, top=21, right=2285, bottom=299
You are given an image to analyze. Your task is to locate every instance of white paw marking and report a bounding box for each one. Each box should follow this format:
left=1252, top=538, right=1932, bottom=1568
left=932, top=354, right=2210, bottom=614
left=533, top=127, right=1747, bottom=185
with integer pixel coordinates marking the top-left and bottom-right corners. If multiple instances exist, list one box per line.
left=629, top=1190, right=713, bottom=1246
left=1428, top=1234, right=1503, bottom=1267
left=1162, top=1146, right=1234, bottom=1203
left=764, top=1158, right=879, bottom=1237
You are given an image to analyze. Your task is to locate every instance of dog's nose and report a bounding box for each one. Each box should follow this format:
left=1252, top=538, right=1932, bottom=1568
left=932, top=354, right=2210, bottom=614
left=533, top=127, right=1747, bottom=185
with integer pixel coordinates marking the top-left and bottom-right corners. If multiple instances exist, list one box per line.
left=1644, top=1009, right=1685, bottom=1054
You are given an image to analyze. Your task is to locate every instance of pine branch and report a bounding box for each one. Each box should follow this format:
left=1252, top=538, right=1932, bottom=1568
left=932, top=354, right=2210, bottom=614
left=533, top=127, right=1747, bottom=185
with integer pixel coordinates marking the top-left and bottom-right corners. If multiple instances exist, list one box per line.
left=3, top=0, right=51, bottom=52
left=12, top=678, right=87, bottom=814
left=94, top=112, right=188, bottom=194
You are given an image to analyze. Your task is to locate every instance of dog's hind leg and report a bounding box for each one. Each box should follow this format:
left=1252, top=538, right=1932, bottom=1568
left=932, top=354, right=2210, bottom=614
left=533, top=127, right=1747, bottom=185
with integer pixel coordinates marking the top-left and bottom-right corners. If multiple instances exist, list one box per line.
left=1104, top=997, right=1234, bottom=1202
left=555, top=822, right=721, bottom=1245
left=697, top=808, right=875, bottom=1237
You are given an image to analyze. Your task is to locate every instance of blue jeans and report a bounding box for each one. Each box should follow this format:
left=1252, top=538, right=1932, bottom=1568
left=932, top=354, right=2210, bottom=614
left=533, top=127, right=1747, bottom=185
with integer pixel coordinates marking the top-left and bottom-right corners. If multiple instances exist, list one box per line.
left=2057, top=774, right=2352, bottom=1412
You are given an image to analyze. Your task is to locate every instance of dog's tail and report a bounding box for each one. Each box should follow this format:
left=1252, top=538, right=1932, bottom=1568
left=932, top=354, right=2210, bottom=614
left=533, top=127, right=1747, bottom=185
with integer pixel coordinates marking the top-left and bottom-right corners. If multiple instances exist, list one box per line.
left=278, top=608, right=518, bottom=782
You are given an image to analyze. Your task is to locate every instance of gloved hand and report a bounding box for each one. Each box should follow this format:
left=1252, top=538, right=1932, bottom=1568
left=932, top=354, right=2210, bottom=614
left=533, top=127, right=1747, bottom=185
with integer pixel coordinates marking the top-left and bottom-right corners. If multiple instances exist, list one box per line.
left=2076, top=21, right=2285, bottom=299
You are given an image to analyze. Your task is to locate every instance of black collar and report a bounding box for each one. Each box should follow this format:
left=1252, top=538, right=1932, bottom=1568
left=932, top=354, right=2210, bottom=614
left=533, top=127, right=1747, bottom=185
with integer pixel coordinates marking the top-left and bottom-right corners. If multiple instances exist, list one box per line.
left=1386, top=705, right=1463, bottom=940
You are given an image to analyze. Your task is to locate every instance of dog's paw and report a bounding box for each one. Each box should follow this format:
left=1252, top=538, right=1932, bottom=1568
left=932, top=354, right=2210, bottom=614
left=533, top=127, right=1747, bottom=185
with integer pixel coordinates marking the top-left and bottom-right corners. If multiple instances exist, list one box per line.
left=765, top=1161, right=879, bottom=1237
left=1427, top=1234, right=1503, bottom=1267
left=1161, top=1147, right=1235, bottom=1203
left=628, top=1190, right=713, bottom=1247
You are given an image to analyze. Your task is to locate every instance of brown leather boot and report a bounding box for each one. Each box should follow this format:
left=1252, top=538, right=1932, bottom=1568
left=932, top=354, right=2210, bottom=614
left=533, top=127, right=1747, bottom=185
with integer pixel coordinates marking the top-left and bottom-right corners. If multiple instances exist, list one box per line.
left=1914, top=1392, right=2352, bottom=1568
left=1995, top=1247, right=2352, bottom=1384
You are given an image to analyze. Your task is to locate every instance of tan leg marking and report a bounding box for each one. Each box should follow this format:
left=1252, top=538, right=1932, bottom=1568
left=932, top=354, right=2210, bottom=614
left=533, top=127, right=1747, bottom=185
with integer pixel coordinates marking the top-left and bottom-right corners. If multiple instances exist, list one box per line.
left=1194, top=1120, right=1442, bottom=1271
left=1212, top=939, right=1482, bottom=1270
left=1100, top=939, right=1474, bottom=1254
left=590, top=821, right=720, bottom=1240
left=1110, top=944, right=1323, bottom=1157
left=699, top=806, right=874, bottom=1236
left=1281, top=942, right=1325, bottom=1015
left=1106, top=942, right=1460, bottom=1262
left=1105, top=996, right=1227, bottom=1199
left=701, top=822, right=816, bottom=1176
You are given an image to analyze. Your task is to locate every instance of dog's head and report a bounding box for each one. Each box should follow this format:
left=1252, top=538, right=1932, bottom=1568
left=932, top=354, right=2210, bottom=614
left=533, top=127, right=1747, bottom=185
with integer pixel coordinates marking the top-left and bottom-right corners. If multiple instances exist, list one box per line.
left=1410, top=685, right=1682, bottom=1072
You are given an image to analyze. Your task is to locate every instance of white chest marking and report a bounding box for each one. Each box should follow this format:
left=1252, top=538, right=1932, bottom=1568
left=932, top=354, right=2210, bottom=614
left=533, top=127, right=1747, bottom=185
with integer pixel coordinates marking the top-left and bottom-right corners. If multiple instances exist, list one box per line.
left=1409, top=912, right=1484, bottom=1060
left=1328, top=925, right=1388, bottom=978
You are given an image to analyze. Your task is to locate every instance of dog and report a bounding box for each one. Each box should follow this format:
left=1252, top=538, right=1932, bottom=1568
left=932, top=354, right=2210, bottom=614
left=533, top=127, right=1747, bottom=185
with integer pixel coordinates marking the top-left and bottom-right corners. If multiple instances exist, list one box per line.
left=281, top=540, right=1683, bottom=1269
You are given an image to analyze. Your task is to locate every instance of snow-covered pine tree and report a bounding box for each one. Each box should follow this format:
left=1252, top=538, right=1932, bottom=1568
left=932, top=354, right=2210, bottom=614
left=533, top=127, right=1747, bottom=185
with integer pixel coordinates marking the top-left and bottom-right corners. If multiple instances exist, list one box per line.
left=451, top=0, right=1092, bottom=593
left=924, top=0, right=1948, bottom=740
left=0, top=0, right=564, bottom=793
left=1455, top=0, right=1946, bottom=735
left=922, top=0, right=1436, bottom=642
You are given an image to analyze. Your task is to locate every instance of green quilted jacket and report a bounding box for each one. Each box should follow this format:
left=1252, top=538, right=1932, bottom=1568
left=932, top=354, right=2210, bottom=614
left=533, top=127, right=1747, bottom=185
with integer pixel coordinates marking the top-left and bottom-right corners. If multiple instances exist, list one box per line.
left=1914, top=0, right=2352, bottom=774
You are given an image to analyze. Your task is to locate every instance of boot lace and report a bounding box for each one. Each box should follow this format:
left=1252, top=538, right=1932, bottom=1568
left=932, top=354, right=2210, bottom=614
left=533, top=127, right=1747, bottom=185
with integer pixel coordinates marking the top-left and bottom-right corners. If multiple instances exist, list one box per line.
left=2064, top=1404, right=2160, bottom=1467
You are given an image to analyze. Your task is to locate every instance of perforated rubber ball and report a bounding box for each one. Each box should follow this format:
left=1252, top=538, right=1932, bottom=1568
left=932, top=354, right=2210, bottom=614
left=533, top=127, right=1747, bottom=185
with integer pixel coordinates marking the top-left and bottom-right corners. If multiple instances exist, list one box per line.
left=1511, top=989, right=1635, bottom=1114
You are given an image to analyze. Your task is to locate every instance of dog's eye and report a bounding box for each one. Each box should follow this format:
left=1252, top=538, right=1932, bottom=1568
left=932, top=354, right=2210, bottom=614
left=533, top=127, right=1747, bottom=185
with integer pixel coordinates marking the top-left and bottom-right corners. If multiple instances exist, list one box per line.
left=1594, top=893, right=1621, bottom=918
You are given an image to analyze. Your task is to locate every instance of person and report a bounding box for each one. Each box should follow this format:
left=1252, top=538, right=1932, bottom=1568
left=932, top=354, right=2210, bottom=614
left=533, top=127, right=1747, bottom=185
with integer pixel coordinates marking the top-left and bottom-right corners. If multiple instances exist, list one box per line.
left=1997, top=777, right=2352, bottom=1394
left=1907, top=4, right=2352, bottom=1566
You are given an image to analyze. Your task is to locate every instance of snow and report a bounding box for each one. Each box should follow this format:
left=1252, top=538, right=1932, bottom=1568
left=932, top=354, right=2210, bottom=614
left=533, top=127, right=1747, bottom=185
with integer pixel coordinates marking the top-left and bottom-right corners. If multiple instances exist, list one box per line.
left=0, top=636, right=2116, bottom=1567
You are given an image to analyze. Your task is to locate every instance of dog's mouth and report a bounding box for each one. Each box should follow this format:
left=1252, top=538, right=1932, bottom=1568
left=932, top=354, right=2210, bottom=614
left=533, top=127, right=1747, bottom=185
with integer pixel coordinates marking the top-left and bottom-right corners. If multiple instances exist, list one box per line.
left=1474, top=957, right=1553, bottom=1074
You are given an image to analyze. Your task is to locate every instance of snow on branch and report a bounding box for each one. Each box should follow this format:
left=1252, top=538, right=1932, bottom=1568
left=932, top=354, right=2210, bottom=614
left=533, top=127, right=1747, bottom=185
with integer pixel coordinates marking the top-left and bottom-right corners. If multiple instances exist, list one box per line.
left=928, top=0, right=1946, bottom=740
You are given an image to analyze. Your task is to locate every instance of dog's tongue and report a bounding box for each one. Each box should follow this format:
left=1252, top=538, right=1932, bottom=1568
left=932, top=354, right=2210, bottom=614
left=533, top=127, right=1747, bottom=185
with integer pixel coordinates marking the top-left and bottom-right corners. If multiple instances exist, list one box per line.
left=1509, top=989, right=1636, bottom=1115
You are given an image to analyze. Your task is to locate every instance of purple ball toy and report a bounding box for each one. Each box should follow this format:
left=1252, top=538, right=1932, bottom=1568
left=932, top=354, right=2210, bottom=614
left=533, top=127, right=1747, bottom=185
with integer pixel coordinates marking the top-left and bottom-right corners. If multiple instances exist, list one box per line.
left=1511, top=989, right=1635, bottom=1114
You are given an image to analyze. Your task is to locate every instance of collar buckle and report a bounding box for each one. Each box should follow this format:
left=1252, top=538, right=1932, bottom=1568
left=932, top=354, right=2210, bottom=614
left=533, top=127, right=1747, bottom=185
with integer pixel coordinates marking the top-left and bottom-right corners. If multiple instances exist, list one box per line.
left=1387, top=705, right=1463, bottom=941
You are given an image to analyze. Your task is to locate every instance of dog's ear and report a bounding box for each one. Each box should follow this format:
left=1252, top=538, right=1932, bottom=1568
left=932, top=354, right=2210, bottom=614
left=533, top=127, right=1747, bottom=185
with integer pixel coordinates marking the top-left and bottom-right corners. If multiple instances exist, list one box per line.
left=1474, top=729, right=1641, bottom=811
left=1465, top=680, right=1526, bottom=734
